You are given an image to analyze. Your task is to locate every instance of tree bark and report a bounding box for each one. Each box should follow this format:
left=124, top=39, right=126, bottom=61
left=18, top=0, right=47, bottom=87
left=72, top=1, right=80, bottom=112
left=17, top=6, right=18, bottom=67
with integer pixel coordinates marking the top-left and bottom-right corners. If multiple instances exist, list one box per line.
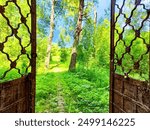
left=69, top=0, right=84, bottom=71
left=94, top=5, right=97, bottom=26
left=93, top=3, right=97, bottom=58
left=45, top=0, right=55, bottom=69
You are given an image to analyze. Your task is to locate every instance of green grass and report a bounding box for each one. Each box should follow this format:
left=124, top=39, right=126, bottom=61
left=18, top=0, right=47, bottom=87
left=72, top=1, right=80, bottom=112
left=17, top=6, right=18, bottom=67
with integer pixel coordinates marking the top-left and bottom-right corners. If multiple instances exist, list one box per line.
left=62, top=71, right=109, bottom=112
left=35, top=63, right=109, bottom=113
left=36, top=72, right=59, bottom=112
left=0, top=67, right=22, bottom=83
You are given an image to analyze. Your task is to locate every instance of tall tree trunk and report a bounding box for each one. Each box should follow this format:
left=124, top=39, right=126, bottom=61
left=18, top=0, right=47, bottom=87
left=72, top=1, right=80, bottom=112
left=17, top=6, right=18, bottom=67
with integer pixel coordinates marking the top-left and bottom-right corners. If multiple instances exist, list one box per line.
left=93, top=3, right=97, bottom=58
left=69, top=0, right=84, bottom=71
left=45, top=0, right=55, bottom=69
left=94, top=5, right=97, bottom=26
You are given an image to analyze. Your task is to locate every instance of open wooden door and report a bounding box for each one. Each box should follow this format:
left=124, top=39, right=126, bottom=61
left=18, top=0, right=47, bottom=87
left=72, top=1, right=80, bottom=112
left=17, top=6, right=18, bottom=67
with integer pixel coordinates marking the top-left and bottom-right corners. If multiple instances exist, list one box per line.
left=110, top=0, right=150, bottom=113
left=0, top=0, right=36, bottom=113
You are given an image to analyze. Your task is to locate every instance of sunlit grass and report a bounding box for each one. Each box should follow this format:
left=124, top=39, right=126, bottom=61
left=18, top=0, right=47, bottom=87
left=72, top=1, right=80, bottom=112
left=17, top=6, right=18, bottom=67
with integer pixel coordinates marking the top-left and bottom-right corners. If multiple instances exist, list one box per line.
left=37, top=62, right=68, bottom=74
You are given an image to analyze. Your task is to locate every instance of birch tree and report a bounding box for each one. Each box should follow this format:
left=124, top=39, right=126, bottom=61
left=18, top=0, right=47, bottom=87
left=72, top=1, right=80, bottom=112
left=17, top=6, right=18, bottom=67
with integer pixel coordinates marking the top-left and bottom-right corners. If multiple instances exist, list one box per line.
left=69, top=0, right=84, bottom=71
left=45, top=0, right=55, bottom=68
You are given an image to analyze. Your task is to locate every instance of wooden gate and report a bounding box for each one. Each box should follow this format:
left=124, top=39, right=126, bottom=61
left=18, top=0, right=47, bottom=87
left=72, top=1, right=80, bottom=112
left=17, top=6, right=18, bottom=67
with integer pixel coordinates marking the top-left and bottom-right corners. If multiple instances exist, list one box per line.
left=110, top=0, right=150, bottom=113
left=0, top=0, right=36, bottom=113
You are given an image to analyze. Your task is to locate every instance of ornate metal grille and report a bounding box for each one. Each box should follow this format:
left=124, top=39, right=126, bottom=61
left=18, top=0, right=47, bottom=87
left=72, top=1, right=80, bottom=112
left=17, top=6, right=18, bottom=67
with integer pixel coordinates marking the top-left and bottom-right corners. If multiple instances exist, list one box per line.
left=110, top=0, right=150, bottom=113
left=113, top=0, right=150, bottom=82
left=0, top=0, right=34, bottom=82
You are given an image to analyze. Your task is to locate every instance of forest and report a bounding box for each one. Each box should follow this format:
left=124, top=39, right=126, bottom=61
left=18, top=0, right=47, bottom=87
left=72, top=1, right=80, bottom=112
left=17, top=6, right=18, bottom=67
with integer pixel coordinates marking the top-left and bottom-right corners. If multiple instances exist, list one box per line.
left=36, top=0, right=110, bottom=112
left=0, top=0, right=149, bottom=113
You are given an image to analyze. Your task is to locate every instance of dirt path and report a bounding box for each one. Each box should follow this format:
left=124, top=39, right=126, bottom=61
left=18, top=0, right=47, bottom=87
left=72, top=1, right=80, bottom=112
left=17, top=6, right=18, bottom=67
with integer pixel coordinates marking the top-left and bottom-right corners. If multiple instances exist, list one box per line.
left=57, top=82, right=65, bottom=112
left=55, top=67, right=65, bottom=113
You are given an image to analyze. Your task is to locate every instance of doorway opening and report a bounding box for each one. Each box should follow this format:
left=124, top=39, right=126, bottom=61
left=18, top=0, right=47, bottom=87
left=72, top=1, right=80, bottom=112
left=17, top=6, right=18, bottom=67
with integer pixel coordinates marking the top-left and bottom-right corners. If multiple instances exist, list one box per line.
left=0, top=0, right=149, bottom=113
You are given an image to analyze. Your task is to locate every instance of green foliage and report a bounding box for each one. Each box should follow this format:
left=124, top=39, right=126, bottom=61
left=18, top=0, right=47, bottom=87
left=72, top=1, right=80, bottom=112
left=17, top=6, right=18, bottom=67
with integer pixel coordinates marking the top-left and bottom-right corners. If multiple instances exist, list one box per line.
left=75, top=65, right=109, bottom=89
left=63, top=68, right=109, bottom=112
left=37, top=37, right=47, bottom=66
left=60, top=48, right=70, bottom=62
left=95, top=20, right=110, bottom=67
left=77, top=19, right=110, bottom=69
left=36, top=73, right=59, bottom=112
left=51, top=44, right=60, bottom=57
left=35, top=65, right=109, bottom=113
left=37, top=37, right=61, bottom=66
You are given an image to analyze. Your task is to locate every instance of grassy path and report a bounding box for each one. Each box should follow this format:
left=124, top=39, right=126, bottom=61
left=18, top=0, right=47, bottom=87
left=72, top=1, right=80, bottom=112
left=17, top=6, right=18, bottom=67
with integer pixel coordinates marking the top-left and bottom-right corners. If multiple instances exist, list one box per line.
left=57, top=82, right=65, bottom=113
left=56, top=70, right=65, bottom=112
left=36, top=63, right=67, bottom=113
left=36, top=63, right=109, bottom=113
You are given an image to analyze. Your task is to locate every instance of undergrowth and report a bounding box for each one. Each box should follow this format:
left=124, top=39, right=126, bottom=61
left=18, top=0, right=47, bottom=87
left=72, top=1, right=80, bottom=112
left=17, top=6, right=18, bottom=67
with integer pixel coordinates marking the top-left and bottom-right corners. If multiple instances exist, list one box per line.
left=36, top=64, right=109, bottom=113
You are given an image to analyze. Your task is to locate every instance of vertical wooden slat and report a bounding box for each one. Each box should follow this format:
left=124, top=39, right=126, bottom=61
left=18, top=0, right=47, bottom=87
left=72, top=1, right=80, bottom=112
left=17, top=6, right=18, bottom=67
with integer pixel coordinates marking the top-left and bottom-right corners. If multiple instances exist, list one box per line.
left=31, top=0, right=36, bottom=113
left=149, top=20, right=150, bottom=85
left=109, top=0, right=116, bottom=113
left=112, top=74, right=150, bottom=113
left=0, top=76, right=30, bottom=113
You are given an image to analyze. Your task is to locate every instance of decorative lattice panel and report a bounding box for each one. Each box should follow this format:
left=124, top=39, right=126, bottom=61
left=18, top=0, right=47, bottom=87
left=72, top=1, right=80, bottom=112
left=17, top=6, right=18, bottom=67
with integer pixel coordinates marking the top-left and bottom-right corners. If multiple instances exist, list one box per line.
left=114, top=0, right=150, bottom=82
left=110, top=0, right=150, bottom=113
left=0, top=0, right=33, bottom=82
